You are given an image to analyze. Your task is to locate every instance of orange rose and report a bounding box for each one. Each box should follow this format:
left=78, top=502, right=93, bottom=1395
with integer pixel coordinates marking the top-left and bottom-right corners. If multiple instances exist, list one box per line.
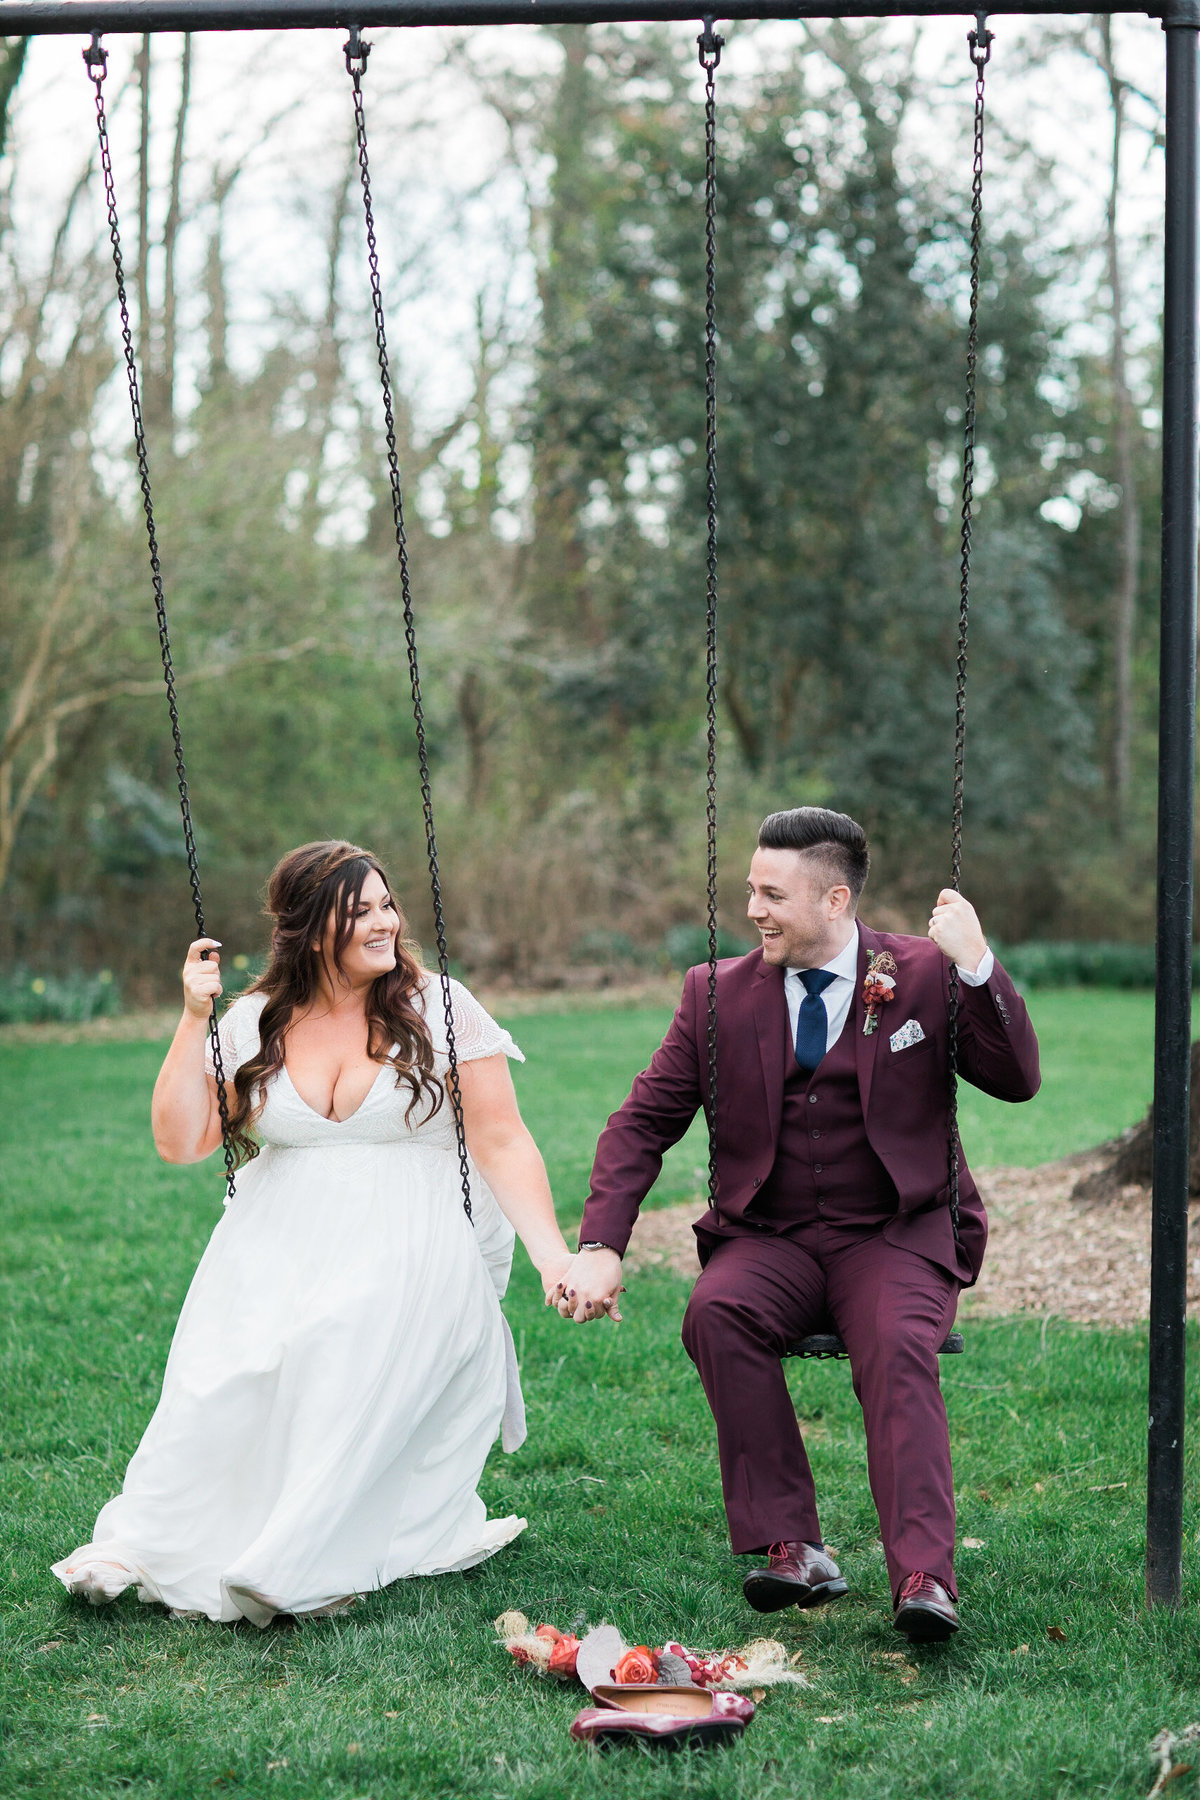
left=535, top=1623, right=562, bottom=1644
left=613, top=1646, right=659, bottom=1685
left=548, top=1634, right=581, bottom=1678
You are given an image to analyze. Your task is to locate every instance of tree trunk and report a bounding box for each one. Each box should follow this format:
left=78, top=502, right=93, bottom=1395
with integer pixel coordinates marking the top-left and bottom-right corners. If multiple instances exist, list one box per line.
left=154, top=32, right=191, bottom=430
left=1098, top=16, right=1143, bottom=838
left=1073, top=1038, right=1200, bottom=1199
left=527, top=27, right=594, bottom=640
left=0, top=37, right=28, bottom=166
left=136, top=34, right=153, bottom=393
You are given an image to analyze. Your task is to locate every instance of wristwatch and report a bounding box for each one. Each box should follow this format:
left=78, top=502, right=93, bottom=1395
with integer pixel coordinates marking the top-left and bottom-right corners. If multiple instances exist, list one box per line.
left=578, top=1240, right=622, bottom=1257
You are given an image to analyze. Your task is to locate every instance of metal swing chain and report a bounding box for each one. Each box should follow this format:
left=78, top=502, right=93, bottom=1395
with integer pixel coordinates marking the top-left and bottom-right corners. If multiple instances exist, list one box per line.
left=84, top=36, right=238, bottom=1208
left=699, top=17, right=723, bottom=1211
left=946, top=11, right=992, bottom=1244
left=344, top=28, right=473, bottom=1223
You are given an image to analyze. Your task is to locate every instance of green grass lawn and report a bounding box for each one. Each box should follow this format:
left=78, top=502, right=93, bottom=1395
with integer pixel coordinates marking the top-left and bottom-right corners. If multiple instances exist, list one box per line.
left=1, top=990, right=1197, bottom=1799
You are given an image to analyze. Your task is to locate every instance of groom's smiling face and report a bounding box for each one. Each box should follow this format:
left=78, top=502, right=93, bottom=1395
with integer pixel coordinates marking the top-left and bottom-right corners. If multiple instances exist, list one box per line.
left=746, top=846, right=856, bottom=969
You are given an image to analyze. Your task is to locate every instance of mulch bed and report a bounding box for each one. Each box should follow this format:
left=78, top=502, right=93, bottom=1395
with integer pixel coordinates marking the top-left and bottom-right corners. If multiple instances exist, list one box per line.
left=625, top=1154, right=1200, bottom=1328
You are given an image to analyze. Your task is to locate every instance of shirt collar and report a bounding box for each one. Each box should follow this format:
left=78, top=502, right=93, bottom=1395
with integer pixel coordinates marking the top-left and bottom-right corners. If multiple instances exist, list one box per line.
left=788, top=928, right=860, bottom=984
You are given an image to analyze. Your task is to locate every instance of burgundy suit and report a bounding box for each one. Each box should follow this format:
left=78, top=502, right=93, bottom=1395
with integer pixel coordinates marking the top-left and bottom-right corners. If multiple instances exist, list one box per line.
left=580, top=922, right=1039, bottom=1598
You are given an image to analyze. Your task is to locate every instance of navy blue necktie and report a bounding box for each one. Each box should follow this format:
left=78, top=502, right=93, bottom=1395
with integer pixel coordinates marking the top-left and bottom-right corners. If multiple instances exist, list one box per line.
left=794, top=968, right=837, bottom=1074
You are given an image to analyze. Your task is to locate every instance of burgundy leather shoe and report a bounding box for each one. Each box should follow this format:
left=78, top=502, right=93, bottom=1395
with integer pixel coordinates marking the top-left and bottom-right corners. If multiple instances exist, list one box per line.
left=743, top=1541, right=849, bottom=1613
left=893, top=1572, right=960, bottom=1643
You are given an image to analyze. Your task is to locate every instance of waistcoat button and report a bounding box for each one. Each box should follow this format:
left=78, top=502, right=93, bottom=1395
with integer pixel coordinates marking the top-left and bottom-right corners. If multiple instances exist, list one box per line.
left=808, top=1093, right=819, bottom=1104
left=814, top=1163, right=824, bottom=1173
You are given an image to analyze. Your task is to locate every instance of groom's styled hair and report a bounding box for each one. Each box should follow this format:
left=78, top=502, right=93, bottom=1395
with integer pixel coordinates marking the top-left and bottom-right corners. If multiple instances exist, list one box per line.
left=758, top=806, right=870, bottom=905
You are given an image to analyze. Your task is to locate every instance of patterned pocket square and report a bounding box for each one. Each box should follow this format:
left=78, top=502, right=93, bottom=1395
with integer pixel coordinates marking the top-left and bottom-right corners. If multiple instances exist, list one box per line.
left=890, top=1019, right=926, bottom=1052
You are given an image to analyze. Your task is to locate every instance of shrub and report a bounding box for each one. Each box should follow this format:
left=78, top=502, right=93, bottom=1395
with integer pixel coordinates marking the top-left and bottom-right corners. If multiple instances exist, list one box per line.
left=0, top=966, right=122, bottom=1024
left=570, top=930, right=656, bottom=968
left=996, top=940, right=1198, bottom=990
left=223, top=953, right=267, bottom=997
left=664, top=924, right=757, bottom=970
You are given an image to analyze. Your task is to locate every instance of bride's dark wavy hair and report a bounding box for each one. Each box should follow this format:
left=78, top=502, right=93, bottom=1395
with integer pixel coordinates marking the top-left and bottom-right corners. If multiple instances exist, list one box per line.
left=224, top=840, right=443, bottom=1165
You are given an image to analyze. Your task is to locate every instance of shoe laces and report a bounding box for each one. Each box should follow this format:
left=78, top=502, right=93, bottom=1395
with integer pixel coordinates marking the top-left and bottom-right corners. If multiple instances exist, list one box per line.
left=898, top=1571, right=941, bottom=1604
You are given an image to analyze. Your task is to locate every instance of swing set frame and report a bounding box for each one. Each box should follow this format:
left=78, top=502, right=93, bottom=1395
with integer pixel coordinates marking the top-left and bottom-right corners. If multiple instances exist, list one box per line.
left=10, top=0, right=1197, bottom=1613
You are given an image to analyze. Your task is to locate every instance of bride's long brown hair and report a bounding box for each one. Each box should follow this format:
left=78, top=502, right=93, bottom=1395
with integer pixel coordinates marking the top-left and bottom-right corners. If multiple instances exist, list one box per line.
left=224, top=841, right=442, bottom=1165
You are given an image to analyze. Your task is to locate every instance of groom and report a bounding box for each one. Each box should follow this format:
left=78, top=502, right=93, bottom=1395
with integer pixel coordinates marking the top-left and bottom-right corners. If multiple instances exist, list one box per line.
left=554, top=806, right=1039, bottom=1642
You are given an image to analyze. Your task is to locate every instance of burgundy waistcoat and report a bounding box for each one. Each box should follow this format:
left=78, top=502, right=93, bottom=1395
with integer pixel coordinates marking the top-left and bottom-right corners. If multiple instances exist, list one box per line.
left=751, top=1005, right=899, bottom=1230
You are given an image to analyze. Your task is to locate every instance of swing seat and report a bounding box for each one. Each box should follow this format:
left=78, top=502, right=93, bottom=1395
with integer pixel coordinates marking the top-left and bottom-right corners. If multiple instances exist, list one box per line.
left=785, top=1331, right=965, bottom=1360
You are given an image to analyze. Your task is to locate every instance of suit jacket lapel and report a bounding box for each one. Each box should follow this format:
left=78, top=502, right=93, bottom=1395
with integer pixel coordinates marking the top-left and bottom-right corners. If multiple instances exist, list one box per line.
left=854, top=921, right=885, bottom=1120
left=753, top=957, right=788, bottom=1145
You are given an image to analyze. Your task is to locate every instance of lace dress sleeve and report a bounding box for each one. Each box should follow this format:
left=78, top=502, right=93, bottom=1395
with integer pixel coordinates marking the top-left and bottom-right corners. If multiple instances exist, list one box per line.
left=422, top=976, right=524, bottom=1066
left=203, top=993, right=266, bottom=1080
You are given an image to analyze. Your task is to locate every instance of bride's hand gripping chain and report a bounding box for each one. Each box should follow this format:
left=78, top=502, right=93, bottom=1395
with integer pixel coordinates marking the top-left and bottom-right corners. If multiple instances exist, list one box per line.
left=151, top=939, right=227, bottom=1165
left=182, top=936, right=224, bottom=1015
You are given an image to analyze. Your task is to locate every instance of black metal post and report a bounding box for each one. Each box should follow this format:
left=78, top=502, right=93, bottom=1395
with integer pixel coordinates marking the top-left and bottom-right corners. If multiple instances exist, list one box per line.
left=0, top=0, right=1165, bottom=31
left=1147, top=0, right=1199, bottom=1612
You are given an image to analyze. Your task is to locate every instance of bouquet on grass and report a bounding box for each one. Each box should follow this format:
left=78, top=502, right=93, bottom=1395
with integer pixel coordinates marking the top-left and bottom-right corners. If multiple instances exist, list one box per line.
left=495, top=1611, right=810, bottom=1693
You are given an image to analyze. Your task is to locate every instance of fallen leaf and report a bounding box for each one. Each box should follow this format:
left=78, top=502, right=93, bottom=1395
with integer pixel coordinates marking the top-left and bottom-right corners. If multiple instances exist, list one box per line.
left=752, top=1688, right=766, bottom=1703
left=962, top=1538, right=986, bottom=1549
left=1087, top=1482, right=1128, bottom=1492
left=1010, top=1644, right=1030, bottom=1656
left=1163, top=1765, right=1194, bottom=1789
left=37, top=1641, right=64, bottom=1653
left=84, top=1713, right=109, bottom=1729
left=877, top=1651, right=918, bottom=1681
left=1034, top=1482, right=1045, bottom=1494
left=346, top=1743, right=360, bottom=1755
left=977, top=1488, right=992, bottom=1501
left=266, top=1760, right=288, bottom=1772
left=1047, top=1626, right=1068, bottom=1643
left=383, top=1710, right=400, bottom=1719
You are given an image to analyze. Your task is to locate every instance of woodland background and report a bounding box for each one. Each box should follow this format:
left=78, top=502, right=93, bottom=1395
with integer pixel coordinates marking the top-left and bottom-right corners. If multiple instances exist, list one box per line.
left=0, top=17, right=1173, bottom=999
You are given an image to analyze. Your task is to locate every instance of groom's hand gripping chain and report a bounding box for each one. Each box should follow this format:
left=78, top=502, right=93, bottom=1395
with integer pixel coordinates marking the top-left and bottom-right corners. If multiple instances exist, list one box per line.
left=927, top=889, right=987, bottom=974
left=548, top=1246, right=625, bottom=1324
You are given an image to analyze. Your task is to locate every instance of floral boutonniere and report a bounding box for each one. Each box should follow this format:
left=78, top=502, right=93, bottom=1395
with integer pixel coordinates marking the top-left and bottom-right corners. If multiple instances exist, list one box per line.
left=862, top=951, right=898, bottom=1035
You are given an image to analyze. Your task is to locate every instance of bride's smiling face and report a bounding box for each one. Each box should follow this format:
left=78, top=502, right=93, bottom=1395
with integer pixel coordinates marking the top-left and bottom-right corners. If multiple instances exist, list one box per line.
left=318, top=868, right=400, bottom=989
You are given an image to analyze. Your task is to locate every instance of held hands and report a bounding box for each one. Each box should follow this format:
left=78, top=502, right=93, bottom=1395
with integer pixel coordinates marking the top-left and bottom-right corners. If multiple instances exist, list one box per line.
left=927, top=890, right=987, bottom=974
left=182, top=938, right=223, bottom=1018
left=547, top=1247, right=625, bottom=1325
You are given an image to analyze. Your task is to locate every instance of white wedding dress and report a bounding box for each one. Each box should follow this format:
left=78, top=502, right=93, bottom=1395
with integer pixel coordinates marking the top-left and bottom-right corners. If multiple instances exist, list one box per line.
left=52, top=978, right=528, bottom=1627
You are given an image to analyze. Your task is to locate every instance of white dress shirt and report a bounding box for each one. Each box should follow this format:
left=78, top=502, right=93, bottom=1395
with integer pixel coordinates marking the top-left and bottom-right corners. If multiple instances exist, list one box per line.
left=785, top=935, right=995, bottom=1060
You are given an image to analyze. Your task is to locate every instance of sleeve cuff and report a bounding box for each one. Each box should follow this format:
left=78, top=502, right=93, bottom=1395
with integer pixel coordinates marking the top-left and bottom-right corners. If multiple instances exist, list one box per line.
left=956, top=947, right=994, bottom=987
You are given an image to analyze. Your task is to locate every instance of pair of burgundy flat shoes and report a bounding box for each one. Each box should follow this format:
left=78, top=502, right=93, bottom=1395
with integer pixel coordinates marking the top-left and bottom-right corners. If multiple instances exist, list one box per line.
left=743, top=1541, right=960, bottom=1643
left=570, top=1685, right=756, bottom=1748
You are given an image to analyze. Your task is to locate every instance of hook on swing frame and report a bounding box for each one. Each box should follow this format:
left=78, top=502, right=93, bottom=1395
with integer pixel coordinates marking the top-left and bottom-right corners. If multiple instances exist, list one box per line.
left=969, top=10, right=993, bottom=68
left=344, top=23, right=371, bottom=78
left=698, top=15, right=723, bottom=70
left=83, top=31, right=107, bottom=83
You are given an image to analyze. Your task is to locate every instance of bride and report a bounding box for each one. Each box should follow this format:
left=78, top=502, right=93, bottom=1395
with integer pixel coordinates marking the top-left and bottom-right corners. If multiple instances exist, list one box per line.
left=53, top=839, right=575, bottom=1627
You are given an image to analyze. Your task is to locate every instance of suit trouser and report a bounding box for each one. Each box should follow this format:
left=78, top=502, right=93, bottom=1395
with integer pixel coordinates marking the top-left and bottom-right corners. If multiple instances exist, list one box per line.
left=680, top=1222, right=960, bottom=1601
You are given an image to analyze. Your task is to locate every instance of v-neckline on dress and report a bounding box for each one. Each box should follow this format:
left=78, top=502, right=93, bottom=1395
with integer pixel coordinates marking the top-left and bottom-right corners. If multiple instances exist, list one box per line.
left=280, top=1061, right=389, bottom=1126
